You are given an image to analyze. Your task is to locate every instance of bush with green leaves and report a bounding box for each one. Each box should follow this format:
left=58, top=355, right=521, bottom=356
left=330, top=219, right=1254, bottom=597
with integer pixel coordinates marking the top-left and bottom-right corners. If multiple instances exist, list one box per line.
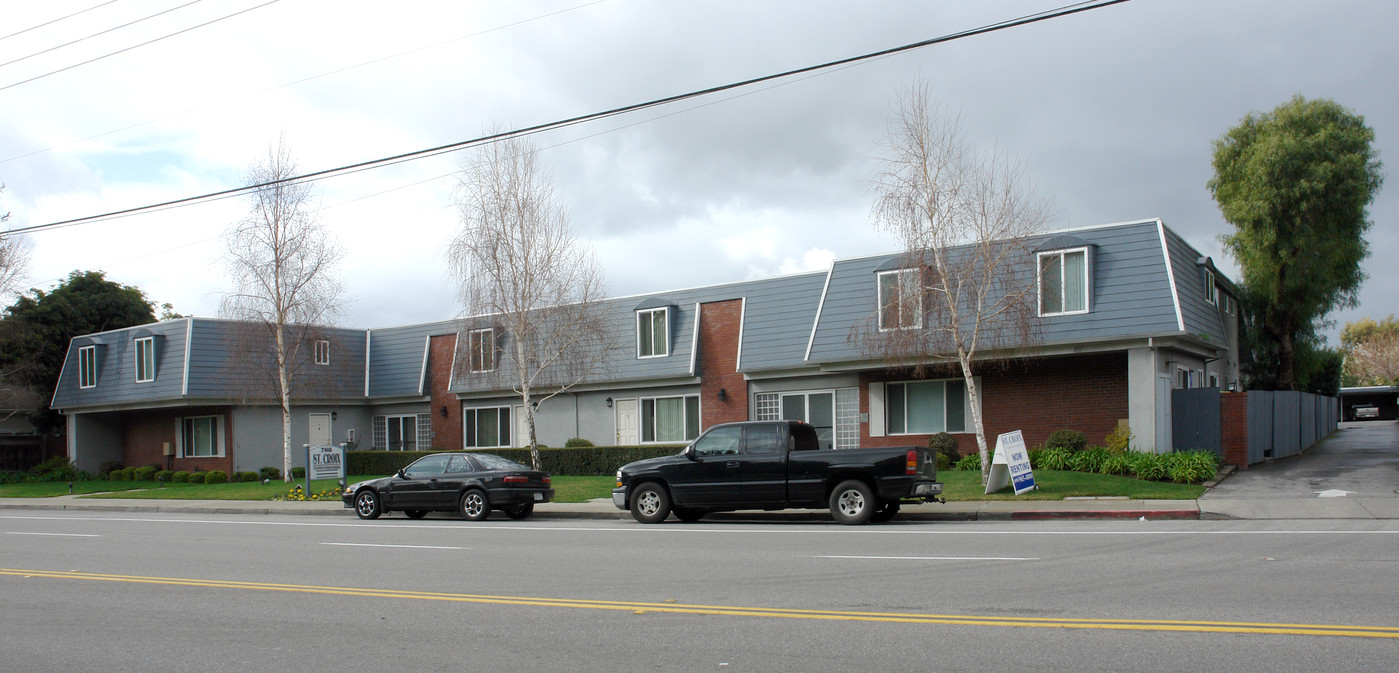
left=1044, top=429, right=1088, bottom=453
left=564, top=438, right=594, bottom=448
left=26, top=456, right=78, bottom=482
left=98, top=461, right=124, bottom=478
left=1069, top=446, right=1111, bottom=473
left=259, top=466, right=281, bottom=480
left=185, top=472, right=207, bottom=484
left=154, top=470, right=174, bottom=483
left=1099, top=452, right=1134, bottom=476
left=928, top=433, right=960, bottom=470
left=172, top=471, right=190, bottom=483
left=1128, top=452, right=1169, bottom=481
left=235, top=471, right=259, bottom=482
left=954, top=453, right=981, bottom=472
left=203, top=470, right=229, bottom=484
left=1103, top=425, right=1134, bottom=453
left=1032, top=446, right=1073, bottom=471
left=108, top=468, right=127, bottom=482
left=290, top=467, right=306, bottom=479
left=1168, top=451, right=1219, bottom=483
left=132, top=466, right=158, bottom=481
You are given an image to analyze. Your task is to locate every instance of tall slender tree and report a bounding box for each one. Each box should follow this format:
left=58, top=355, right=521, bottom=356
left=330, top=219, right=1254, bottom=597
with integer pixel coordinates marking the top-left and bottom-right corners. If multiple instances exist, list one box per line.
left=221, top=140, right=346, bottom=480
left=865, top=83, right=1051, bottom=484
left=1210, top=95, right=1384, bottom=390
left=449, top=133, right=609, bottom=470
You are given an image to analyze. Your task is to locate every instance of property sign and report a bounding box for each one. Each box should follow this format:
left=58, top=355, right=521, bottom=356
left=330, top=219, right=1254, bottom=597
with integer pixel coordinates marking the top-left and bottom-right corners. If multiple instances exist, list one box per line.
left=985, top=430, right=1037, bottom=495
left=308, top=444, right=345, bottom=481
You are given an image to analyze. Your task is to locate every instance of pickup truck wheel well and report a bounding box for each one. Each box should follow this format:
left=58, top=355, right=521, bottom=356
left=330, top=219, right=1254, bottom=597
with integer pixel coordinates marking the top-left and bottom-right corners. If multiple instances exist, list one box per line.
left=824, top=474, right=877, bottom=501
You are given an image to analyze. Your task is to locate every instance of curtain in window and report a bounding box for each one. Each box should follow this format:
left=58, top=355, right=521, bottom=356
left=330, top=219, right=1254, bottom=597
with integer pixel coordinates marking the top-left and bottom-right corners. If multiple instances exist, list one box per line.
left=655, top=397, right=685, bottom=442
left=1063, top=250, right=1086, bottom=312
left=1042, top=254, right=1064, bottom=314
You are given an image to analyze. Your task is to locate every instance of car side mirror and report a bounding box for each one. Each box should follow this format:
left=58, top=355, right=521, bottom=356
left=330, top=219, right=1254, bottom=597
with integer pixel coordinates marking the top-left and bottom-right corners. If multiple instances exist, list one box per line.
left=683, top=445, right=698, bottom=461
left=396, top=468, right=406, bottom=479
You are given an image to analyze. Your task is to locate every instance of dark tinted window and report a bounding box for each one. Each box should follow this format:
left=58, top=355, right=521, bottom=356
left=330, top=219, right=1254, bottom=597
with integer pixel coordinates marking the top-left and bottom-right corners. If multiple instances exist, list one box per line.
left=472, top=453, right=531, bottom=471
left=446, top=455, right=474, bottom=473
left=403, top=454, right=451, bottom=478
left=693, top=425, right=743, bottom=456
left=744, top=424, right=783, bottom=454
left=790, top=423, right=821, bottom=451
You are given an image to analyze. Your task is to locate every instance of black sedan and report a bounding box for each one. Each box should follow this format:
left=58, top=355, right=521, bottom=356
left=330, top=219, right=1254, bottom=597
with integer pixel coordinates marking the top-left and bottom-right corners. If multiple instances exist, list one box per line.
left=342, top=452, right=553, bottom=521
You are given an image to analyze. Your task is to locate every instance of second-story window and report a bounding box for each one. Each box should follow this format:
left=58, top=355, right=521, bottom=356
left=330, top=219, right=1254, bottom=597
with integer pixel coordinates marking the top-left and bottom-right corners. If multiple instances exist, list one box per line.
left=637, top=307, right=668, bottom=358
left=79, top=345, right=97, bottom=388
left=1203, top=269, right=1217, bottom=305
left=878, top=269, right=922, bottom=331
left=469, top=328, right=496, bottom=372
left=1039, top=248, right=1089, bottom=316
left=134, top=337, right=155, bottom=382
left=315, top=340, right=330, bottom=365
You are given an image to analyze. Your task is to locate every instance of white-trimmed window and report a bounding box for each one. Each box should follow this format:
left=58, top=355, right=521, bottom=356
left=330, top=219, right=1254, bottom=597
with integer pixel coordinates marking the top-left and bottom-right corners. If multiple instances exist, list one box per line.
left=1203, top=269, right=1217, bottom=305
left=468, top=328, right=496, bottom=372
left=886, top=379, right=967, bottom=434
left=465, top=407, right=512, bottom=448
left=179, top=416, right=224, bottom=457
left=79, top=345, right=97, bottom=389
left=1039, top=248, right=1089, bottom=316
left=641, top=395, right=699, bottom=443
left=637, top=307, right=669, bottom=358
left=1223, top=293, right=1236, bottom=315
left=134, top=337, right=155, bottom=383
left=315, top=340, right=330, bottom=365
left=877, top=269, right=922, bottom=331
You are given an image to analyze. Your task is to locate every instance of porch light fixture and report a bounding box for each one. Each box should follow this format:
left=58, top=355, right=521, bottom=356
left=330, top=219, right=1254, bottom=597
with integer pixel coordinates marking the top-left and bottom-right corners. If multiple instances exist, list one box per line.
left=605, top=397, right=613, bottom=408
left=439, top=405, right=448, bottom=417
left=718, top=388, right=728, bottom=402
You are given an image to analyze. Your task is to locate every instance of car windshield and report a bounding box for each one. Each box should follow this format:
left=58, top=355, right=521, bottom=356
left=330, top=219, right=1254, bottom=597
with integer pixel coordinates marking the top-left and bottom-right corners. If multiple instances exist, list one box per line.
left=471, top=453, right=531, bottom=471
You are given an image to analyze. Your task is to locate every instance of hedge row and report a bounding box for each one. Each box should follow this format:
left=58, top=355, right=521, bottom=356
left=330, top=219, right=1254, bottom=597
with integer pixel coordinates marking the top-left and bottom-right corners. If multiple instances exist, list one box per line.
left=346, top=445, right=686, bottom=477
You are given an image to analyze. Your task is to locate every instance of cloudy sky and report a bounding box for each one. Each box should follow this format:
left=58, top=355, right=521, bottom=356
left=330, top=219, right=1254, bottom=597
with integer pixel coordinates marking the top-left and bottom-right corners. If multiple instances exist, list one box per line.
left=2, top=0, right=1395, bottom=342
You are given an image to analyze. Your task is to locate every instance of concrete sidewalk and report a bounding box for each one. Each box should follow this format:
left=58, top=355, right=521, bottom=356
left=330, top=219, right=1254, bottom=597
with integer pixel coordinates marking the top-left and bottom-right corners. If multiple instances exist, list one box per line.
left=3, top=494, right=1398, bottom=521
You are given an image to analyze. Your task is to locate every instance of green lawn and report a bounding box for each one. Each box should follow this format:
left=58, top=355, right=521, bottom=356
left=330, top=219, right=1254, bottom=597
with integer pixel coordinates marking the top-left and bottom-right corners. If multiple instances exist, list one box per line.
left=0, top=471, right=1202, bottom=503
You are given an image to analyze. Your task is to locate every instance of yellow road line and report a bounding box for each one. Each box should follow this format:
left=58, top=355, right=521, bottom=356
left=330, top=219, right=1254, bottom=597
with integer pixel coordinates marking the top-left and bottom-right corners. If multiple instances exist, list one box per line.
left=4, top=567, right=1396, bottom=639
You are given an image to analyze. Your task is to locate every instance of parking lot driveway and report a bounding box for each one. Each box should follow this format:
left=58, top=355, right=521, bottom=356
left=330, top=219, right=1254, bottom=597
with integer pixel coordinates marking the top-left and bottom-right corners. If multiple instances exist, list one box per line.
left=1202, top=421, right=1399, bottom=499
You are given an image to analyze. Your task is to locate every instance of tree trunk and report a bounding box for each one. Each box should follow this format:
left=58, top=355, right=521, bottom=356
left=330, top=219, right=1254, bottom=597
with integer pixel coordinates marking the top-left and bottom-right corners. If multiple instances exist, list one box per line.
left=277, top=323, right=292, bottom=482
left=957, top=349, right=991, bottom=485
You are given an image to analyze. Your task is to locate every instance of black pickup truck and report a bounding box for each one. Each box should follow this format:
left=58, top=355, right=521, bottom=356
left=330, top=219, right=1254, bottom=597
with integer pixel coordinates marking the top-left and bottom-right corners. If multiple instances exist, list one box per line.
left=612, top=420, right=942, bottom=524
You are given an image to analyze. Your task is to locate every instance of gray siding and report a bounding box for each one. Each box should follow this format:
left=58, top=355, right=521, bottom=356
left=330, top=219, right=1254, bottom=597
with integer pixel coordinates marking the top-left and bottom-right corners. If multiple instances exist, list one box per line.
left=1163, top=226, right=1228, bottom=344
left=52, top=319, right=189, bottom=409
left=367, top=320, right=460, bottom=398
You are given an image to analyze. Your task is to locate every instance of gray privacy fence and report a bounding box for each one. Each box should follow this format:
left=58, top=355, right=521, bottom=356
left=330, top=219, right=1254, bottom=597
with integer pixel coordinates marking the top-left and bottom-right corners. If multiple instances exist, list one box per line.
left=1172, top=389, right=1339, bottom=467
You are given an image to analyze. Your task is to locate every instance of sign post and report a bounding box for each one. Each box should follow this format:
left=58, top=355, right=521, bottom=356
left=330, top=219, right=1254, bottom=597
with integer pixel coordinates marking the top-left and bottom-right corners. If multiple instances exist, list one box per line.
left=984, top=430, right=1037, bottom=495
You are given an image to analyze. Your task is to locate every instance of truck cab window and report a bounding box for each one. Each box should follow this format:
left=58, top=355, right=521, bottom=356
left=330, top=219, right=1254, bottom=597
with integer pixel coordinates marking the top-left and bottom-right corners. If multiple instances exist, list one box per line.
left=693, top=425, right=743, bottom=456
left=744, top=424, right=783, bottom=454
left=790, top=423, right=821, bottom=451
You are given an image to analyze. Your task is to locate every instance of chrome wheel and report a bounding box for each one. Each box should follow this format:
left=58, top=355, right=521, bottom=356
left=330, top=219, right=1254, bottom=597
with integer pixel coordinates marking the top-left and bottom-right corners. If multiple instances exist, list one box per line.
left=459, top=490, right=490, bottom=521
left=354, top=490, right=381, bottom=519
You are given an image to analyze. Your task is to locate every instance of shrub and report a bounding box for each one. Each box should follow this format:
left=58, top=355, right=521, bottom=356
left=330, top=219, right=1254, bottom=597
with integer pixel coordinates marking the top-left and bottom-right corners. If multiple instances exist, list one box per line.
left=1033, top=446, right=1073, bottom=471
left=132, top=466, right=158, bottom=481
left=185, top=472, right=207, bottom=484
left=28, top=456, right=79, bottom=482
left=1099, top=452, right=1134, bottom=476
left=290, top=467, right=306, bottom=479
left=1069, top=446, right=1110, bottom=473
left=154, top=470, right=174, bottom=483
left=954, top=453, right=981, bottom=472
left=928, top=433, right=960, bottom=470
left=259, top=466, right=281, bottom=480
left=564, top=438, right=594, bottom=448
left=98, top=461, right=124, bottom=478
left=235, top=471, right=260, bottom=482
left=1044, top=429, right=1088, bottom=453
left=1128, top=452, right=1169, bottom=481
left=1103, top=425, right=1134, bottom=454
left=203, top=470, right=229, bottom=484
left=1167, top=450, right=1219, bottom=484
left=172, top=471, right=190, bottom=483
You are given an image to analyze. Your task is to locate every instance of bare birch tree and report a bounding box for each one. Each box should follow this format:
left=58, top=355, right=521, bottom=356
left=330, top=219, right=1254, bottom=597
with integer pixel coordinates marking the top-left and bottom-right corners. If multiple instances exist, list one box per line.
left=866, top=83, right=1052, bottom=485
left=449, top=134, right=609, bottom=470
left=221, top=140, right=346, bottom=481
left=1, top=183, right=33, bottom=299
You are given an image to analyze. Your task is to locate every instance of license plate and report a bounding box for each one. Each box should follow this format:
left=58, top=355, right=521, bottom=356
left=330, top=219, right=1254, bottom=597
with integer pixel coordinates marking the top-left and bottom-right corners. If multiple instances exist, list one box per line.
left=533, top=492, right=544, bottom=501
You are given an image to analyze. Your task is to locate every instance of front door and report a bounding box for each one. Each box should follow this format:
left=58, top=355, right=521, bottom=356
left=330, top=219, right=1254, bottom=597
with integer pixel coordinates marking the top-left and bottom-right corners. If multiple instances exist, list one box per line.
left=309, top=413, right=332, bottom=447
left=387, top=416, right=417, bottom=451
left=615, top=399, right=638, bottom=445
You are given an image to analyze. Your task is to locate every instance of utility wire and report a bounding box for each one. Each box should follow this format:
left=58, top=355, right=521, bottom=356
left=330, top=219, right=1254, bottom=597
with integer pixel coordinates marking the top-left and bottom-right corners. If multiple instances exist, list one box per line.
left=0, top=0, right=123, bottom=42
left=0, top=0, right=278, bottom=93
left=10, top=0, right=1131, bottom=236
left=0, top=0, right=206, bottom=70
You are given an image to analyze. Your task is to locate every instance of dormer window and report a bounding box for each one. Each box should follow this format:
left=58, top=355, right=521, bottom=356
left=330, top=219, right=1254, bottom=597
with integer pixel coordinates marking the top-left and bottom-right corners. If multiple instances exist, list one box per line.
left=314, top=339, right=330, bottom=365
left=468, top=328, right=496, bottom=372
left=637, top=307, right=669, bottom=358
left=79, top=345, right=98, bottom=389
left=1039, top=248, right=1089, bottom=316
left=1203, top=269, right=1217, bottom=305
left=134, top=337, right=155, bottom=383
left=877, top=269, right=922, bottom=331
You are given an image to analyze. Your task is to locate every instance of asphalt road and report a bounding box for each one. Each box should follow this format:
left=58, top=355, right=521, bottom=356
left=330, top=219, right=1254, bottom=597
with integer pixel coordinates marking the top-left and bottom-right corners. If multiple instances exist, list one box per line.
left=1204, top=420, right=1399, bottom=499
left=3, top=511, right=1397, bottom=673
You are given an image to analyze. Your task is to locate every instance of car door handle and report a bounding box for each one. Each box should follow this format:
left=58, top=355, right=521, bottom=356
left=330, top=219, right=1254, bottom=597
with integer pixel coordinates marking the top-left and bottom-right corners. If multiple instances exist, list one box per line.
left=726, top=461, right=740, bottom=468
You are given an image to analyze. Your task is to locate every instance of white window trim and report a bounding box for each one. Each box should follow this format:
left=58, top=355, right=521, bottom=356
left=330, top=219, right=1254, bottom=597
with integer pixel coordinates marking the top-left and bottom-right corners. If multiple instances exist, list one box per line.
left=1037, top=247, right=1090, bottom=317
left=314, top=339, right=330, bottom=366
left=1203, top=269, right=1217, bottom=305
left=468, top=328, right=496, bottom=372
left=884, top=378, right=973, bottom=435
left=464, top=406, right=513, bottom=449
left=134, top=337, right=155, bottom=383
left=877, top=268, right=923, bottom=331
left=78, top=345, right=97, bottom=389
left=639, top=394, right=699, bottom=444
left=636, top=307, right=669, bottom=359
left=176, top=415, right=225, bottom=458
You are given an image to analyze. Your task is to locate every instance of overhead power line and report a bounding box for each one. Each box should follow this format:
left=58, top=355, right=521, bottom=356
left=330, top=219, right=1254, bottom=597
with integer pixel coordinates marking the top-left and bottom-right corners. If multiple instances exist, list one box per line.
left=0, top=0, right=206, bottom=70
left=0, top=0, right=123, bottom=42
left=10, top=0, right=1132, bottom=237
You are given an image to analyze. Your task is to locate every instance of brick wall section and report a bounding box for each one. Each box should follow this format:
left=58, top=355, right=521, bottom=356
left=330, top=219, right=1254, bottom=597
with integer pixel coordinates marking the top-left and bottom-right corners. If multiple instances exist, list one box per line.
left=698, top=300, right=747, bottom=430
left=121, top=407, right=233, bottom=473
left=859, top=352, right=1129, bottom=454
left=1220, top=391, right=1249, bottom=468
left=428, top=333, right=462, bottom=451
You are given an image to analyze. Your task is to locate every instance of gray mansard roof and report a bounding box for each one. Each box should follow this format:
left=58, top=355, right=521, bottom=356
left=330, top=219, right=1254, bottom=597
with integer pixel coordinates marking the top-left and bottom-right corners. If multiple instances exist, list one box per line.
left=52, top=219, right=1235, bottom=410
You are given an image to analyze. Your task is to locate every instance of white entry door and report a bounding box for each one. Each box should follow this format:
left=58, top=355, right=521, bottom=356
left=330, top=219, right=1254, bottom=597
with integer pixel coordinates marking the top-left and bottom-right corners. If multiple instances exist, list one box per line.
left=309, top=413, right=333, bottom=447
left=615, top=399, right=638, bottom=445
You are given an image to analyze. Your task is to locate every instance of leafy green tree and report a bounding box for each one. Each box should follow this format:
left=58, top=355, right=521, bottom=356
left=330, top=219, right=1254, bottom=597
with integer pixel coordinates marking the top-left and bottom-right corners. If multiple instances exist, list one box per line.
left=0, top=271, right=157, bottom=431
left=1209, top=95, right=1384, bottom=390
